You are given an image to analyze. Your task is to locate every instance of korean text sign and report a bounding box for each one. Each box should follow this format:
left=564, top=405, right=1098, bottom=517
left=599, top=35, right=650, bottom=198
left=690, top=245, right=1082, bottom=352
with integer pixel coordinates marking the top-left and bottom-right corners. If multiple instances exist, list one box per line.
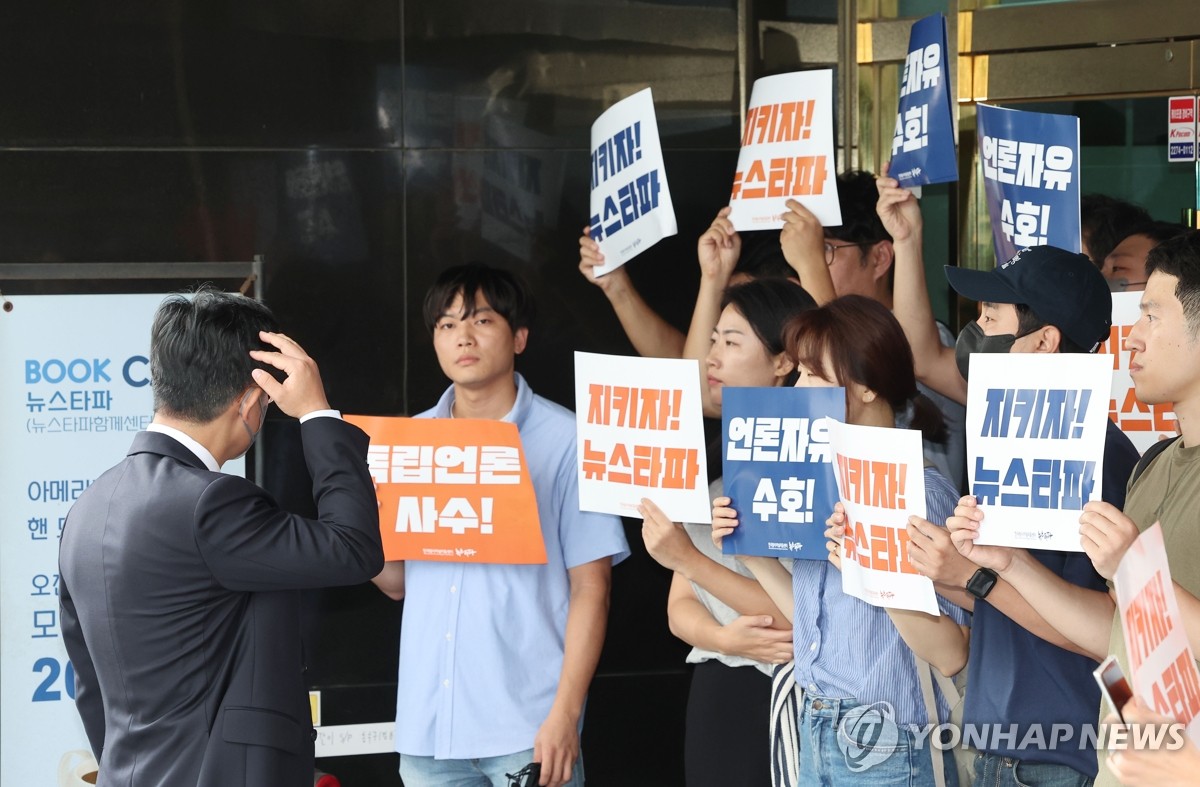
left=345, top=415, right=546, bottom=564
left=728, top=70, right=841, bottom=231
left=966, top=353, right=1110, bottom=551
left=1168, top=96, right=1196, bottom=163
left=588, top=88, right=677, bottom=275
left=888, top=13, right=957, bottom=187
left=828, top=420, right=939, bottom=615
left=1115, top=523, right=1200, bottom=743
left=1101, top=291, right=1176, bottom=452
left=721, top=387, right=844, bottom=559
left=574, top=352, right=710, bottom=522
left=976, top=103, right=1080, bottom=264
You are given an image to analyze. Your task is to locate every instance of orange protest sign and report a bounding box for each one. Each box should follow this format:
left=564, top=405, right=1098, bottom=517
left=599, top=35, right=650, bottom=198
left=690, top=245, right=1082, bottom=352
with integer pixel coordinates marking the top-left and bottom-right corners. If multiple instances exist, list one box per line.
left=345, top=415, right=546, bottom=564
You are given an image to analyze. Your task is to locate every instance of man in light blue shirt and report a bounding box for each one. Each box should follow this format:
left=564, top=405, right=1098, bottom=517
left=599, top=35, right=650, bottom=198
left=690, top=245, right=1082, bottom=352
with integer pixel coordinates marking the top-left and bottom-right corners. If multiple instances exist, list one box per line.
left=373, top=263, right=629, bottom=787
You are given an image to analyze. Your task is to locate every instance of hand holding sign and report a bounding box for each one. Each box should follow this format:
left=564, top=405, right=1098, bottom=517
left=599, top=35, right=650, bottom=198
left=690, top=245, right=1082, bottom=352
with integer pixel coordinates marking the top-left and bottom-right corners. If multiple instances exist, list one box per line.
left=875, top=165, right=923, bottom=245
left=638, top=497, right=699, bottom=573
left=906, top=515, right=976, bottom=587
left=780, top=199, right=835, bottom=304
left=823, top=501, right=847, bottom=571
left=1080, top=500, right=1142, bottom=580
left=946, top=495, right=1018, bottom=574
left=697, top=206, right=741, bottom=282
left=578, top=225, right=631, bottom=294
left=711, top=495, right=739, bottom=550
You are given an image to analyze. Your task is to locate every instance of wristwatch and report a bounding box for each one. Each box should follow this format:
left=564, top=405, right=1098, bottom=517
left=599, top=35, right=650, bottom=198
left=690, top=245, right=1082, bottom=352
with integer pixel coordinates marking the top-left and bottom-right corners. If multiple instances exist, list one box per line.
left=965, top=568, right=999, bottom=600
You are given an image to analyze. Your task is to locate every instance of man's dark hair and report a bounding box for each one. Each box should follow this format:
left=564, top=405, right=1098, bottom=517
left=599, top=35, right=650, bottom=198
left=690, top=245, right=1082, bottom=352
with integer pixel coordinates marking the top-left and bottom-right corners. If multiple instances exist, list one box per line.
left=1014, top=303, right=1088, bottom=354
left=150, top=286, right=280, bottom=422
left=423, top=262, right=535, bottom=334
left=827, top=170, right=893, bottom=247
left=735, top=234, right=798, bottom=280
left=1146, top=229, right=1200, bottom=335
left=1122, top=220, right=1189, bottom=249
left=1081, top=193, right=1152, bottom=268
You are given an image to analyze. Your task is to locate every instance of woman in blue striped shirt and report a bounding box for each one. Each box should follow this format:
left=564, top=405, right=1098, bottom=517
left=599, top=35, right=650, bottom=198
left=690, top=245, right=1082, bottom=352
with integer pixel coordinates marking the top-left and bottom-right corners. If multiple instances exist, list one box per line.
left=714, top=295, right=970, bottom=786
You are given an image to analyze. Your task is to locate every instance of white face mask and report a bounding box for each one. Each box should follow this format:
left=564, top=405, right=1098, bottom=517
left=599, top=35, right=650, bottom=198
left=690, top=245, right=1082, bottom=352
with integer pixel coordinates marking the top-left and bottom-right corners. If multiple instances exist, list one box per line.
left=233, top=388, right=270, bottom=460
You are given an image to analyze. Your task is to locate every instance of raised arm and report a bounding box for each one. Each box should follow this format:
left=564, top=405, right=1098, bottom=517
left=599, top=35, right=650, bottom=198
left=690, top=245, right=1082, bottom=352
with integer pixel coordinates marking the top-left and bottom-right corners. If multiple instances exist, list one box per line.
left=876, top=168, right=967, bottom=404
left=578, top=228, right=686, bottom=358
left=683, top=208, right=742, bottom=418
left=780, top=199, right=836, bottom=305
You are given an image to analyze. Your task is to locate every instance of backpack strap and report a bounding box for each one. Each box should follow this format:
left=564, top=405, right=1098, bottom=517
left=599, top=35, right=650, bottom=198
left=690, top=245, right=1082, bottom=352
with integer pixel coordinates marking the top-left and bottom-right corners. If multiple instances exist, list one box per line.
left=1130, top=435, right=1180, bottom=486
left=916, top=656, right=951, bottom=787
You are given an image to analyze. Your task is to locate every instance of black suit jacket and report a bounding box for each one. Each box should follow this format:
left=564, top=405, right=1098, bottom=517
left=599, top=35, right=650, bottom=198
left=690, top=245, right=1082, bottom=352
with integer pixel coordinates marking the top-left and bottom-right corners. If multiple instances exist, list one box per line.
left=59, top=417, right=383, bottom=787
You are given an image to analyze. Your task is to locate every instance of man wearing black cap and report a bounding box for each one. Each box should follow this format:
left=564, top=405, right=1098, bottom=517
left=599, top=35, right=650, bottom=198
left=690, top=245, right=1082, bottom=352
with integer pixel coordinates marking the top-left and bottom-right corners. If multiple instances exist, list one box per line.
left=925, top=246, right=1138, bottom=786
left=955, top=231, right=1200, bottom=787
left=878, top=173, right=1141, bottom=786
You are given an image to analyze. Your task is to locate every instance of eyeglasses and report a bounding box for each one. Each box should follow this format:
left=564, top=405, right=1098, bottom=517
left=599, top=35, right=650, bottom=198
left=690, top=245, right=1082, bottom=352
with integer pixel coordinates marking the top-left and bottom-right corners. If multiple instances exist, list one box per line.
left=824, top=240, right=861, bottom=266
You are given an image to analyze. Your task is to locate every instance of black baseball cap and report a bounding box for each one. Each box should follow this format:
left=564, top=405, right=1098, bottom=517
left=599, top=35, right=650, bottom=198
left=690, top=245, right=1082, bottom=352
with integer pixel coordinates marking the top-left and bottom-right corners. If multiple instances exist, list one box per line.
left=944, top=245, right=1112, bottom=352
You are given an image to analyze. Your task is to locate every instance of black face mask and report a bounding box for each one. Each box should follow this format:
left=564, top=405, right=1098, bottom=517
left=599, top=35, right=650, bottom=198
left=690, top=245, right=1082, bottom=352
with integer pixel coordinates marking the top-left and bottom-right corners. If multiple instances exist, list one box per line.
left=954, top=320, right=1017, bottom=380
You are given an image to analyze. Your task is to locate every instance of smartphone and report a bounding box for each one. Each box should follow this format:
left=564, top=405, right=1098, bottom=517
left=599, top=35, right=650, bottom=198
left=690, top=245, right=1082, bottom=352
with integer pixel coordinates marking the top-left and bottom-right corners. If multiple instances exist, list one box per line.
left=1093, top=654, right=1134, bottom=722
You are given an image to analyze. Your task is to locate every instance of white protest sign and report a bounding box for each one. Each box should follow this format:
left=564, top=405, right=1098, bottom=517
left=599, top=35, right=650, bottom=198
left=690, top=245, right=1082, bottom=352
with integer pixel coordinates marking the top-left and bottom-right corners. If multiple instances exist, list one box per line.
left=828, top=420, right=939, bottom=615
left=1115, top=523, right=1200, bottom=743
left=588, top=88, right=676, bottom=275
left=574, top=351, right=710, bottom=522
left=966, top=353, right=1111, bottom=551
left=728, top=70, right=841, bottom=231
left=1100, top=291, right=1177, bottom=453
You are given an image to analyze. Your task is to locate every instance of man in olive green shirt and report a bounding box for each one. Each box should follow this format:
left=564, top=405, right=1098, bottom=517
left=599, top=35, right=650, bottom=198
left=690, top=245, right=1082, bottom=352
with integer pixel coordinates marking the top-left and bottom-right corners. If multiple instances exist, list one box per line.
left=949, top=230, right=1200, bottom=785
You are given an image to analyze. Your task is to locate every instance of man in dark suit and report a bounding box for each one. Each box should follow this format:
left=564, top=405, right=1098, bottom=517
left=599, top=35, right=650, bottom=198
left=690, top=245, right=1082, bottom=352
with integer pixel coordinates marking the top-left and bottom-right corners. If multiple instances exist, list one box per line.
left=58, top=288, right=383, bottom=787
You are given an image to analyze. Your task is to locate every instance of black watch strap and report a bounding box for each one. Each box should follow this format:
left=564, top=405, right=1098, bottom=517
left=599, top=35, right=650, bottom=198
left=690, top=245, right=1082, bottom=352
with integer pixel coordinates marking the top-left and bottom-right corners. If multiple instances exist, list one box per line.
left=966, top=567, right=999, bottom=600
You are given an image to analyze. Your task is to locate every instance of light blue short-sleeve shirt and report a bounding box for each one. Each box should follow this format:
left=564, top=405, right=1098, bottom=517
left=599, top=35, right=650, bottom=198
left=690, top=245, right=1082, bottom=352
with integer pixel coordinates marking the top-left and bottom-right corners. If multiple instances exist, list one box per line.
left=394, top=374, right=630, bottom=760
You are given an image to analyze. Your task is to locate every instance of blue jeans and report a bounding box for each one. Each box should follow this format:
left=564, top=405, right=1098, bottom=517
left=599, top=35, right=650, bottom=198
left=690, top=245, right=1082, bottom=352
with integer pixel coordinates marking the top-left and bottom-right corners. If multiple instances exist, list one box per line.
left=399, top=748, right=585, bottom=787
left=973, top=752, right=1092, bottom=787
left=795, top=694, right=956, bottom=786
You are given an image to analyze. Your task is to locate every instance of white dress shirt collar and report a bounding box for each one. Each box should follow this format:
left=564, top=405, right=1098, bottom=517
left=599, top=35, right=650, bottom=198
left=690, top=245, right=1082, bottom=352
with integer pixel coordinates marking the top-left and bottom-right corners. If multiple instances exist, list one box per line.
left=146, top=423, right=220, bottom=472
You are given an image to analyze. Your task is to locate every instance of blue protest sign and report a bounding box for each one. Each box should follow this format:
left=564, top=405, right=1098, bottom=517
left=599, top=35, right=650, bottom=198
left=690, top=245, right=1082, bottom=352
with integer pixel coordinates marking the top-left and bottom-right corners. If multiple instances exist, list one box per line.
left=976, top=104, right=1081, bottom=264
left=721, top=387, right=845, bottom=559
left=889, top=13, right=957, bottom=187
